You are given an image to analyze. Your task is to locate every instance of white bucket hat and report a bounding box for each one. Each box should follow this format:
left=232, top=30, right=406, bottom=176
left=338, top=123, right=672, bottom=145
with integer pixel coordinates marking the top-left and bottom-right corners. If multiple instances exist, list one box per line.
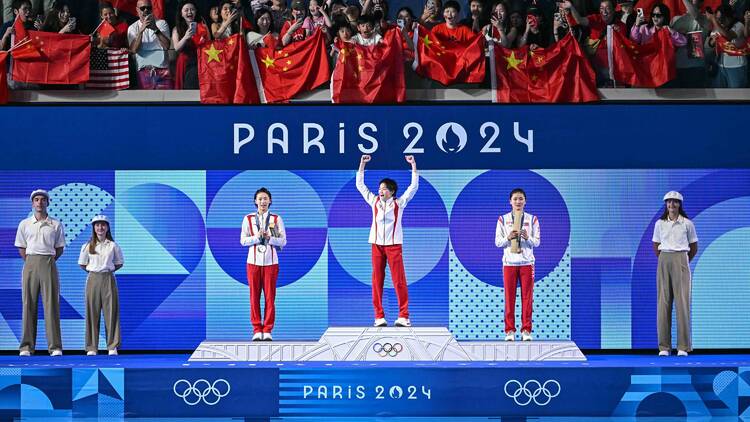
left=663, top=191, right=683, bottom=202
left=29, top=189, right=50, bottom=201
left=91, top=215, right=110, bottom=224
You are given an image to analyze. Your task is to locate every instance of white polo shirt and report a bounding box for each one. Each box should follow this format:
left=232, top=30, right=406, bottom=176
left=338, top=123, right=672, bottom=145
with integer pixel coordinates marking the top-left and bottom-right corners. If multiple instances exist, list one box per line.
left=356, top=170, right=419, bottom=246
left=127, top=19, right=171, bottom=69
left=15, top=215, right=66, bottom=256
left=495, top=211, right=540, bottom=266
left=241, top=212, right=287, bottom=266
left=78, top=240, right=124, bottom=273
left=652, top=215, right=698, bottom=252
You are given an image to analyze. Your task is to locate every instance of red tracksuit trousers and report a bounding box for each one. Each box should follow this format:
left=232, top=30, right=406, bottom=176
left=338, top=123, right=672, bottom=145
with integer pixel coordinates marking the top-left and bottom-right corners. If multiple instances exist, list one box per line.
left=371, top=244, right=410, bottom=319
left=246, top=264, right=279, bottom=334
left=503, top=265, right=534, bottom=333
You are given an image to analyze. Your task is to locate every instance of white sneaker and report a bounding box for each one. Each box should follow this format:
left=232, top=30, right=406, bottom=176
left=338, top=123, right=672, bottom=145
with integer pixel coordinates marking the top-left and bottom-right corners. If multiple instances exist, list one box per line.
left=504, top=332, right=515, bottom=341
left=50, top=349, right=63, bottom=357
left=19, top=350, right=31, bottom=357
left=108, top=349, right=118, bottom=356
left=677, top=350, right=688, bottom=357
left=86, top=351, right=97, bottom=356
left=521, top=331, right=532, bottom=341
left=373, top=318, right=387, bottom=327
left=394, top=317, right=411, bottom=327
left=658, top=350, right=670, bottom=356
left=262, top=332, right=273, bottom=341
left=252, top=332, right=263, bottom=341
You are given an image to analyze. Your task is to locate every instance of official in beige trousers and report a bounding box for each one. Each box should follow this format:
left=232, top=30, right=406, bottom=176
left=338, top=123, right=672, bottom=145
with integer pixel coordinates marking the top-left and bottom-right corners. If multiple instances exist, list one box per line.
left=15, top=189, right=66, bottom=356
left=652, top=191, right=698, bottom=357
left=78, top=215, right=123, bottom=356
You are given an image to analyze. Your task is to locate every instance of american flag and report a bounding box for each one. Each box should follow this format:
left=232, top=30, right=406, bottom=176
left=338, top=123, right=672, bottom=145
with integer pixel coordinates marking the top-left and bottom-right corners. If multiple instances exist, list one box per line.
left=85, top=48, right=129, bottom=90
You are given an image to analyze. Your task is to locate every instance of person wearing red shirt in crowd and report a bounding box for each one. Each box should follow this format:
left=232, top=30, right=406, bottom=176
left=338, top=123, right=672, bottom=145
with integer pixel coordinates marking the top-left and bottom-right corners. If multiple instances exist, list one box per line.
left=564, top=0, right=625, bottom=86
left=172, top=0, right=207, bottom=89
left=432, top=0, right=474, bottom=42
left=280, top=0, right=307, bottom=45
left=95, top=2, right=128, bottom=49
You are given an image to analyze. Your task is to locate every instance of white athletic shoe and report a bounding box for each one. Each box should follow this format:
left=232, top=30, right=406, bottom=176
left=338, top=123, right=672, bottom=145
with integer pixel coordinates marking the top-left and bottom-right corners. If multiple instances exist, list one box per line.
left=108, top=349, right=118, bottom=356
left=677, top=350, right=688, bottom=357
left=19, top=350, right=31, bottom=357
left=50, top=349, right=63, bottom=357
left=658, top=350, right=670, bottom=356
left=504, top=332, right=515, bottom=341
left=86, top=351, right=97, bottom=356
left=263, top=332, right=273, bottom=341
left=373, top=318, right=387, bottom=327
left=252, top=332, right=263, bottom=341
left=521, top=331, right=533, bottom=342
left=394, top=318, right=411, bottom=327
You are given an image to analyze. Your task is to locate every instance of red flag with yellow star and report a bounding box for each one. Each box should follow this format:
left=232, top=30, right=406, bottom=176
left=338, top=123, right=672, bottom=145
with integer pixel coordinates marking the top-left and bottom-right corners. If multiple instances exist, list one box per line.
left=331, top=28, right=406, bottom=104
left=611, top=28, right=675, bottom=88
left=198, top=33, right=260, bottom=104
left=251, top=29, right=330, bottom=103
left=412, top=24, right=485, bottom=86
left=0, top=51, right=8, bottom=104
left=714, top=35, right=750, bottom=57
left=491, top=35, right=598, bottom=103
left=11, top=31, right=90, bottom=84
left=10, top=16, right=42, bottom=60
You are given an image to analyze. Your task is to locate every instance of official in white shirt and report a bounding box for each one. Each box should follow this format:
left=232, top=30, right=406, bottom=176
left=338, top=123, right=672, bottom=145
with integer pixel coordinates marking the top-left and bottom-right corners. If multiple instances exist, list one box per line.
left=14, top=189, right=66, bottom=356
left=241, top=188, right=287, bottom=341
left=652, top=191, right=698, bottom=357
left=78, top=215, right=124, bottom=356
left=356, top=154, right=419, bottom=328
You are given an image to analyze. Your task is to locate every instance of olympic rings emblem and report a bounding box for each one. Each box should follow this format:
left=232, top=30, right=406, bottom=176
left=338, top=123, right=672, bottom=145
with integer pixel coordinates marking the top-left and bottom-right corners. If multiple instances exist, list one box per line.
left=173, top=378, right=231, bottom=406
left=503, top=379, right=560, bottom=406
left=371, top=342, right=404, bottom=357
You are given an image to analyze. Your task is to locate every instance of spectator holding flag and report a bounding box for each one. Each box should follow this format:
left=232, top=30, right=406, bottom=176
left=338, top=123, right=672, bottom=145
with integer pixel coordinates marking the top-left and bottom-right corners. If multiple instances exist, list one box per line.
left=128, top=0, right=172, bottom=89
left=246, top=7, right=277, bottom=47
left=94, top=2, right=128, bottom=49
left=172, top=0, right=207, bottom=89
left=706, top=5, right=747, bottom=87
left=630, top=3, right=687, bottom=47
left=1, top=0, right=35, bottom=51
left=432, top=0, right=474, bottom=42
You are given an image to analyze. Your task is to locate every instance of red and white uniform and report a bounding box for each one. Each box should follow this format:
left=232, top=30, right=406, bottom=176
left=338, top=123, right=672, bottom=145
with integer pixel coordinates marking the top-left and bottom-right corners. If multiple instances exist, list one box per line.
left=356, top=170, right=419, bottom=245
left=495, top=211, right=540, bottom=334
left=356, top=170, right=419, bottom=319
left=240, top=211, right=287, bottom=334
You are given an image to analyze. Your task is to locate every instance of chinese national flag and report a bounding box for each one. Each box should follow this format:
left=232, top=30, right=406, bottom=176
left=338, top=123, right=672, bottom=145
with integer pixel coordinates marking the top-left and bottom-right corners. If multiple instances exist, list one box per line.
left=111, top=0, right=165, bottom=19
left=198, top=34, right=260, bottom=104
left=412, top=24, right=485, bottom=85
left=633, top=0, right=720, bottom=18
left=0, top=52, right=8, bottom=104
left=715, top=35, right=750, bottom=57
left=12, top=31, right=91, bottom=84
left=192, top=23, right=210, bottom=47
left=491, top=35, right=599, bottom=103
left=98, top=21, right=116, bottom=38
left=11, top=17, right=42, bottom=59
left=611, top=28, right=675, bottom=88
left=331, top=28, right=406, bottom=104
left=251, top=29, right=330, bottom=103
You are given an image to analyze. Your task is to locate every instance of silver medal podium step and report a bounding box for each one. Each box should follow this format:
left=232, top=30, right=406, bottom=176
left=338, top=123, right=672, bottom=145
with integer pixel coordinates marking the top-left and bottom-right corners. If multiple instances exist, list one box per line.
left=189, top=327, right=586, bottom=362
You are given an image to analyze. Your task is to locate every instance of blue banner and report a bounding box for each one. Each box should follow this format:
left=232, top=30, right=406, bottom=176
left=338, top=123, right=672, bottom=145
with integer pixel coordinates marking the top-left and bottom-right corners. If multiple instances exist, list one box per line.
left=1, top=104, right=748, bottom=170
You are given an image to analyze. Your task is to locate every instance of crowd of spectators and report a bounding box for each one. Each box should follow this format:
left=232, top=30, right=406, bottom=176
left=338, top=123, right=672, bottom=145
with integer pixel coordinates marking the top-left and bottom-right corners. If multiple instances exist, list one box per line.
left=1, top=0, right=748, bottom=91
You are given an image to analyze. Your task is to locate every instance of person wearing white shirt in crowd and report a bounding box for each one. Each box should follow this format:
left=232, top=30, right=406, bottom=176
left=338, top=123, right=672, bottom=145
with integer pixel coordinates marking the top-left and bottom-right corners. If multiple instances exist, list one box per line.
left=128, top=0, right=172, bottom=88
left=356, top=154, right=418, bottom=328
left=241, top=188, right=287, bottom=341
left=78, top=215, right=123, bottom=356
left=652, top=191, right=698, bottom=357
left=15, top=189, right=66, bottom=357
left=495, top=188, right=540, bottom=342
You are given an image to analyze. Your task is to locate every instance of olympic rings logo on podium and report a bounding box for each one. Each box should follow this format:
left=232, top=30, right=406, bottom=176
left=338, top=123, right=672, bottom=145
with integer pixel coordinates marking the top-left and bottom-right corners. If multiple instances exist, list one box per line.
left=372, top=342, right=404, bottom=357
left=173, top=379, right=231, bottom=406
left=503, top=379, right=560, bottom=406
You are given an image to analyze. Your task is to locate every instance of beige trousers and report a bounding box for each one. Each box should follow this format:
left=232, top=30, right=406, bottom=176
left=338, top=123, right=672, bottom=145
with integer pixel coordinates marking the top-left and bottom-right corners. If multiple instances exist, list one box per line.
left=657, top=251, right=692, bottom=352
left=20, top=254, right=62, bottom=353
left=85, top=271, right=121, bottom=352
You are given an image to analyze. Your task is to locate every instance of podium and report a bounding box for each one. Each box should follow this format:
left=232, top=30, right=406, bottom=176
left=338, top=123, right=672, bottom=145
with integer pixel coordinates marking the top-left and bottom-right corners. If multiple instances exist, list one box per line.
left=189, top=327, right=586, bottom=362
